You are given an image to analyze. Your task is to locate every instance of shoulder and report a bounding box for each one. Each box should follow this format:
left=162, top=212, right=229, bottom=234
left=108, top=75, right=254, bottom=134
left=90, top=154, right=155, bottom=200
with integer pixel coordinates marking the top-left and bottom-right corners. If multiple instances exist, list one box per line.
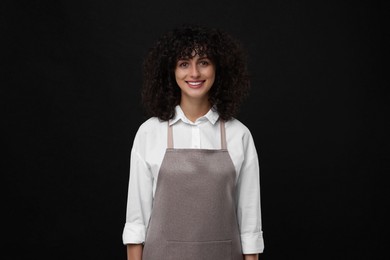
left=225, top=118, right=259, bottom=161
left=131, top=117, right=168, bottom=152
left=225, top=117, right=252, bottom=137
left=132, top=117, right=167, bottom=143
left=137, top=117, right=167, bottom=133
left=225, top=117, right=258, bottom=152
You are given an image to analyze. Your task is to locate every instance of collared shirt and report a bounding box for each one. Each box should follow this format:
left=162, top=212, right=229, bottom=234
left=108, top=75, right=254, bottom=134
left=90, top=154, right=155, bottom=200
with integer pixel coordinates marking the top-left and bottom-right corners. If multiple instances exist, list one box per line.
left=122, top=106, right=264, bottom=254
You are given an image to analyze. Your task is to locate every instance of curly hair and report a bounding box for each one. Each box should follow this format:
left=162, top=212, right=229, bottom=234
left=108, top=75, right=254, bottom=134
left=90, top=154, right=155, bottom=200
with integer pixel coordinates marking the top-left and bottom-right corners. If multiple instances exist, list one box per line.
left=141, top=24, right=250, bottom=121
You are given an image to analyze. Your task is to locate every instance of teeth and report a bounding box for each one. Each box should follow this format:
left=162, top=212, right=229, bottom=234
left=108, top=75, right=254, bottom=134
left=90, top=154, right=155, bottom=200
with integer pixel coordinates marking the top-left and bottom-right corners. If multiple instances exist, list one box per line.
left=188, top=81, right=202, bottom=86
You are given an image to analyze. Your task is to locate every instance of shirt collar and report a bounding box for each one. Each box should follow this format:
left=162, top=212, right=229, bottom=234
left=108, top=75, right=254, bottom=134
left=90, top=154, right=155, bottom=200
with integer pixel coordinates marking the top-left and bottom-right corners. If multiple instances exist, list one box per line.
left=169, top=105, right=220, bottom=125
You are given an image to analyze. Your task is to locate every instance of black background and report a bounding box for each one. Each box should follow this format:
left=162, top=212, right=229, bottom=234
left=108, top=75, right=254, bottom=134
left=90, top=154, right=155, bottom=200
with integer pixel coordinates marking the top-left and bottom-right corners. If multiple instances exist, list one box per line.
left=3, top=0, right=388, bottom=259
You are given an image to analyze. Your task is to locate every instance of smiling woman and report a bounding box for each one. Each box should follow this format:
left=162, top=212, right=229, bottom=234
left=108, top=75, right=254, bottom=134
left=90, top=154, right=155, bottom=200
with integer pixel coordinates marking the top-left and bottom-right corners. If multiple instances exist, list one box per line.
left=175, top=54, right=215, bottom=121
left=122, top=25, right=264, bottom=260
left=141, top=24, right=251, bottom=122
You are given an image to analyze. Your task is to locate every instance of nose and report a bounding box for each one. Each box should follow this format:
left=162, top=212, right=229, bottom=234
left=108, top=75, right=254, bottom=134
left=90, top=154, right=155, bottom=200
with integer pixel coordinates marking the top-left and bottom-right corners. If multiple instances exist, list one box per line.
left=190, top=64, right=200, bottom=78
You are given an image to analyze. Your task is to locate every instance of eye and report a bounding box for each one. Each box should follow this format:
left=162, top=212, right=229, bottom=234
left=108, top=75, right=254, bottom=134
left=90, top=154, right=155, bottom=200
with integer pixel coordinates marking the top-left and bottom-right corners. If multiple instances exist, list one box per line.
left=178, top=61, right=189, bottom=68
left=199, top=60, right=210, bottom=66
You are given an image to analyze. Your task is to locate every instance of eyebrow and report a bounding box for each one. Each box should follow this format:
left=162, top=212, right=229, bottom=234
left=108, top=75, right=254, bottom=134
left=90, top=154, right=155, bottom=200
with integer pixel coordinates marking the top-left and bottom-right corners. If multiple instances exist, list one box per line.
left=177, top=56, right=210, bottom=61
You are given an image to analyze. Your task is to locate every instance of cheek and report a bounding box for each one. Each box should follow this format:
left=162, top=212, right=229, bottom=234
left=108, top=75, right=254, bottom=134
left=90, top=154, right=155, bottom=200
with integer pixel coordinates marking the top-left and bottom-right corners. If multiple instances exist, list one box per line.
left=209, top=69, right=216, bottom=87
left=175, top=69, right=185, bottom=80
left=207, top=67, right=216, bottom=80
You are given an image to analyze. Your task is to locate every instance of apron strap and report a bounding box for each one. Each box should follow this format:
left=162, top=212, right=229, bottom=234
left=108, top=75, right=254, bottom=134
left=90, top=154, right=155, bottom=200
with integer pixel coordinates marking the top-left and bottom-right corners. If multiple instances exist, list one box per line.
left=220, top=120, right=227, bottom=150
left=167, top=119, right=227, bottom=150
left=167, top=121, right=173, bottom=149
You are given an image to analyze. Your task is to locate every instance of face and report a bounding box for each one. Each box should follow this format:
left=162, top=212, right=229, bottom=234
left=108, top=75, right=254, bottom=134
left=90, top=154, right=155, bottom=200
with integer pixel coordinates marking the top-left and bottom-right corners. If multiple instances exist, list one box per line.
left=174, top=54, right=216, bottom=104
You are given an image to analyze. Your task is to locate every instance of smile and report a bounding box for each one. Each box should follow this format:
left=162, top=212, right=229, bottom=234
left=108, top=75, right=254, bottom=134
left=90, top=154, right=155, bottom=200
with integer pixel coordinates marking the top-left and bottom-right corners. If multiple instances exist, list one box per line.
left=186, top=81, right=205, bottom=88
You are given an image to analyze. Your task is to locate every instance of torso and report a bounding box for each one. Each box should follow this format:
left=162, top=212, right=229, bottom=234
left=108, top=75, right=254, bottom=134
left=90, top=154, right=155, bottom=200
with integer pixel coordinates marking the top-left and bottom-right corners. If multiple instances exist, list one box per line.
left=142, top=120, right=243, bottom=260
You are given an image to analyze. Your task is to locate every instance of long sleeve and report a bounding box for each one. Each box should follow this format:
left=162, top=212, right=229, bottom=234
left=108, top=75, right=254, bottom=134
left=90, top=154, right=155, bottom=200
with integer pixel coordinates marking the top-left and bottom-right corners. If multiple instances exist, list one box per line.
left=235, top=131, right=264, bottom=254
left=122, top=131, right=154, bottom=244
left=122, top=114, right=265, bottom=251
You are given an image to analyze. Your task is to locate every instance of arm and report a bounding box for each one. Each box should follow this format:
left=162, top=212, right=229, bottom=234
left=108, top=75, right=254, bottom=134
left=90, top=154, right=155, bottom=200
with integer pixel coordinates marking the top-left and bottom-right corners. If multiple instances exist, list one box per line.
left=236, top=130, right=264, bottom=254
left=122, top=128, right=154, bottom=254
left=244, top=254, right=259, bottom=260
left=127, top=244, right=143, bottom=260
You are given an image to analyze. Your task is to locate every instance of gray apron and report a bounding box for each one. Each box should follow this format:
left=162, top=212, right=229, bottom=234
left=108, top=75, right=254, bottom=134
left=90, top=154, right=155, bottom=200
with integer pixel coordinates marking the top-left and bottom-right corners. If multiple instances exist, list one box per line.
left=143, top=120, right=243, bottom=260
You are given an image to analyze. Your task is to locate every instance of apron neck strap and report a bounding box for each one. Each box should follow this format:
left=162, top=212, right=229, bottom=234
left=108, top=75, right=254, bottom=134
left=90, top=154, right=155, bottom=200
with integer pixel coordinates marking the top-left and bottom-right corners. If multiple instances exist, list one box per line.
left=167, top=119, right=227, bottom=150
left=168, top=121, right=174, bottom=149
left=220, top=120, right=227, bottom=150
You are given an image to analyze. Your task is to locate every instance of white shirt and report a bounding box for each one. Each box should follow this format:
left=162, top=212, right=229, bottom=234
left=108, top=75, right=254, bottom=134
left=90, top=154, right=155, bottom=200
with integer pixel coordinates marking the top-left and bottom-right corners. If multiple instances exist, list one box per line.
left=122, top=106, right=264, bottom=254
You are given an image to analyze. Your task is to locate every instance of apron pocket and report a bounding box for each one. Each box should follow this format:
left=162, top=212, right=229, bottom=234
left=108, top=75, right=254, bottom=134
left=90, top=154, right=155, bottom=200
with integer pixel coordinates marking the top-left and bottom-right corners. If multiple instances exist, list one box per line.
left=165, top=239, right=232, bottom=260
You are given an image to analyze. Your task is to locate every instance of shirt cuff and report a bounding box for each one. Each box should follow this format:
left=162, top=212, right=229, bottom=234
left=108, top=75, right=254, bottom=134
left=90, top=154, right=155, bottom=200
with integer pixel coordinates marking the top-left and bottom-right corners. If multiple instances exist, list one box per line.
left=122, top=222, right=146, bottom=245
left=241, top=231, right=264, bottom=254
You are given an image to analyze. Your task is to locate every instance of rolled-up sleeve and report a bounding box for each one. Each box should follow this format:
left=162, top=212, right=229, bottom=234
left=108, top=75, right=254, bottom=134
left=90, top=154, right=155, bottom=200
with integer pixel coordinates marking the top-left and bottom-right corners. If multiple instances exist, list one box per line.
left=122, top=132, right=153, bottom=244
left=236, top=132, right=264, bottom=254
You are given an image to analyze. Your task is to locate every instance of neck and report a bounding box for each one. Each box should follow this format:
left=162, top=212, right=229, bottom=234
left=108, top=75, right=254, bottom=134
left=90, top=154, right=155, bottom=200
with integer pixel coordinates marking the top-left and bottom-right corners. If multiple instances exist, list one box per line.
left=180, top=97, right=211, bottom=123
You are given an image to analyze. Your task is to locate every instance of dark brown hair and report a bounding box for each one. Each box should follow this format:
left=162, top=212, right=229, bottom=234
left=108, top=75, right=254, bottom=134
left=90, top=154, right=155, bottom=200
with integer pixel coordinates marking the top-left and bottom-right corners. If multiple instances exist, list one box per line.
left=141, top=24, right=250, bottom=121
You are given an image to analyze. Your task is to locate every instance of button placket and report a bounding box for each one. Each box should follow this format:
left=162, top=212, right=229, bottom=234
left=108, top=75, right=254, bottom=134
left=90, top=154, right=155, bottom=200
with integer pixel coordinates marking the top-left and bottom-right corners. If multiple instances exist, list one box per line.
left=192, top=125, right=201, bottom=148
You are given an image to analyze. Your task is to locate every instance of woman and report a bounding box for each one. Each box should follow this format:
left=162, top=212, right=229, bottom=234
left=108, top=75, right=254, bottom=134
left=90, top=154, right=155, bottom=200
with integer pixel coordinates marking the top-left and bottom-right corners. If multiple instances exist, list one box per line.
left=123, top=24, right=264, bottom=260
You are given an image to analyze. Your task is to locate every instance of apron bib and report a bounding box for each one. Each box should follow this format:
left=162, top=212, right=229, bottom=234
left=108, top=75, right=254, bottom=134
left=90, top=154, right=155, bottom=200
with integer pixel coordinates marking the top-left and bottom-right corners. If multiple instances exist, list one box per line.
left=143, top=120, right=243, bottom=260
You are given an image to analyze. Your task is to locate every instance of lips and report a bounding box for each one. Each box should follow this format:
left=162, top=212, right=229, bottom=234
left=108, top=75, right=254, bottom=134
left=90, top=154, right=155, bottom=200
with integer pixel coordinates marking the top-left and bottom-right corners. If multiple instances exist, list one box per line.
left=186, top=81, right=205, bottom=89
